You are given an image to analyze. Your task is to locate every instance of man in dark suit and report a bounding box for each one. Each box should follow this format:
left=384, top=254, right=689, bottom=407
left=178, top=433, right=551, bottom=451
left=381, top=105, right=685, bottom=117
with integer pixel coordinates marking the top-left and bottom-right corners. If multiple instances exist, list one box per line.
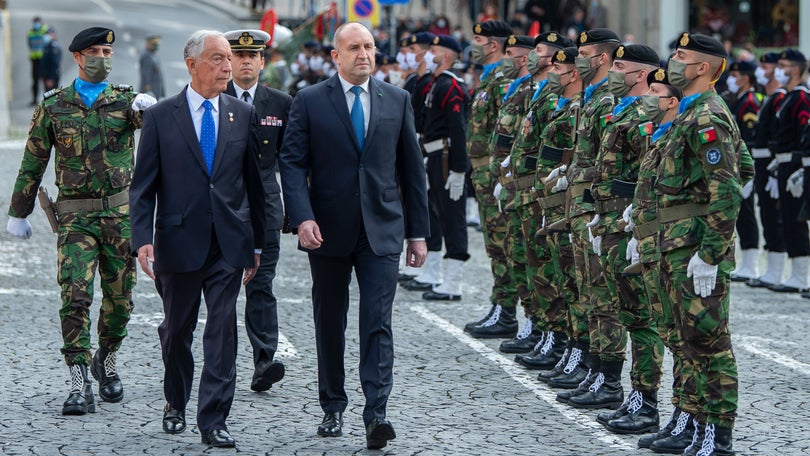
left=223, top=29, right=292, bottom=393
left=279, top=22, right=429, bottom=450
left=129, top=30, right=266, bottom=449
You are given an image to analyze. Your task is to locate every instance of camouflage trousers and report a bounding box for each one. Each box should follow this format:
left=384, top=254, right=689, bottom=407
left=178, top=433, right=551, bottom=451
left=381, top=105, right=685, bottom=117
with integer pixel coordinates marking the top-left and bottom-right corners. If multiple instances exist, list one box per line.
left=472, top=166, right=517, bottom=308
left=546, top=231, right=578, bottom=335
left=660, top=245, right=738, bottom=428
left=598, top=230, right=664, bottom=391
left=641, top=259, right=686, bottom=408
left=570, top=213, right=599, bottom=346
left=517, top=200, right=567, bottom=332
left=504, top=210, right=532, bottom=314
left=57, top=213, right=136, bottom=366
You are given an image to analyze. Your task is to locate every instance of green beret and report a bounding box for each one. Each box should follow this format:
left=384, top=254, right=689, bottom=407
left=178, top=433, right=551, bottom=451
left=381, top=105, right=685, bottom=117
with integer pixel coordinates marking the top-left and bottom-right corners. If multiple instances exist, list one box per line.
left=69, top=27, right=114, bottom=52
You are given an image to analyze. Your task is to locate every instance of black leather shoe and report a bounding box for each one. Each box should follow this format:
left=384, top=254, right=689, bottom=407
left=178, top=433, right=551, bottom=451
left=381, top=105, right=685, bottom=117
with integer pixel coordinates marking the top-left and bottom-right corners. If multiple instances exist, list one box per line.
left=499, top=331, right=543, bottom=354
left=745, top=277, right=776, bottom=288
left=251, top=360, right=285, bottom=392
left=568, top=360, right=624, bottom=410
left=649, top=410, right=695, bottom=454
left=638, top=407, right=682, bottom=448
left=365, top=418, right=396, bottom=450
left=422, top=290, right=462, bottom=301
left=464, top=304, right=497, bottom=332
left=317, top=412, right=343, bottom=437
left=62, top=365, right=96, bottom=415
left=547, top=346, right=588, bottom=389
left=201, top=429, right=235, bottom=448
left=536, top=350, right=568, bottom=383
left=768, top=283, right=807, bottom=292
left=516, top=331, right=567, bottom=370
left=162, top=404, right=186, bottom=434
left=90, top=348, right=123, bottom=403
left=605, top=390, right=660, bottom=435
left=468, top=305, right=518, bottom=339
left=397, top=272, right=417, bottom=283
left=400, top=279, right=435, bottom=291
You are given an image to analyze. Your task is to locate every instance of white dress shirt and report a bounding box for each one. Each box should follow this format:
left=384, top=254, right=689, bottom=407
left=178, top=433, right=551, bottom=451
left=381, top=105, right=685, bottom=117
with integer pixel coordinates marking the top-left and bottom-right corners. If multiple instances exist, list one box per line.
left=337, top=74, right=370, bottom=133
left=186, top=84, right=220, bottom=141
left=233, top=82, right=258, bottom=104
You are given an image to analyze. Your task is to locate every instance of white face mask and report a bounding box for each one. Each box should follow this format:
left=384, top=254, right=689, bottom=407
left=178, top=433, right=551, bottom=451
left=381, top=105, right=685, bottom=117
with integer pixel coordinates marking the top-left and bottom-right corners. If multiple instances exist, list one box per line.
left=396, top=52, right=407, bottom=66
left=726, top=75, right=739, bottom=94
left=774, top=67, right=790, bottom=85
left=309, top=55, right=324, bottom=72
left=388, top=70, right=404, bottom=86
left=405, top=52, right=417, bottom=69
left=755, top=66, right=769, bottom=85
left=424, top=51, right=438, bottom=72
left=374, top=70, right=387, bottom=81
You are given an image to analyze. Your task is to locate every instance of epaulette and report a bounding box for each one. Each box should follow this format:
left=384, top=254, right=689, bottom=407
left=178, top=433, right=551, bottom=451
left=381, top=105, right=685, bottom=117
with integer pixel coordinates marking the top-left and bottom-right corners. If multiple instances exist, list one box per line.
left=792, top=85, right=810, bottom=94
left=598, top=94, right=614, bottom=105
left=43, top=88, right=61, bottom=99
left=113, top=84, right=133, bottom=91
left=440, top=70, right=464, bottom=84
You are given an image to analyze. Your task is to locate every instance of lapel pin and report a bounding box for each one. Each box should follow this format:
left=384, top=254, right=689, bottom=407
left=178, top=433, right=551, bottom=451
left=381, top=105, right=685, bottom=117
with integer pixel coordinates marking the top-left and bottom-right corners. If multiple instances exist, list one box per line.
left=377, top=91, right=382, bottom=97
left=228, top=112, right=234, bottom=122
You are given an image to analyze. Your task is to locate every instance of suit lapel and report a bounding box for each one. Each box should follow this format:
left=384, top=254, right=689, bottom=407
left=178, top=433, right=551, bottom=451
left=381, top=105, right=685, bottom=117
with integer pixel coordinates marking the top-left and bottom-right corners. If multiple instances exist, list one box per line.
left=174, top=88, right=209, bottom=175
left=364, top=78, right=382, bottom=154
left=212, top=95, right=233, bottom=176
left=326, top=75, right=361, bottom=151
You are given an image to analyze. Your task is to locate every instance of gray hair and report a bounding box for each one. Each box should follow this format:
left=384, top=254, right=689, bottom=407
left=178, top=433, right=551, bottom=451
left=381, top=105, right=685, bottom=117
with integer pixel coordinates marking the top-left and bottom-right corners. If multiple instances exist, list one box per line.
left=184, top=30, right=224, bottom=59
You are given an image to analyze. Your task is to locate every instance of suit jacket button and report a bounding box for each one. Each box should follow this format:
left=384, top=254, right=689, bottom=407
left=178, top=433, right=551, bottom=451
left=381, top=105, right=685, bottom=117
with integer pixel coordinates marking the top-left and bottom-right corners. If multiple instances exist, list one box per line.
left=263, top=140, right=269, bottom=144
left=209, top=184, right=214, bottom=189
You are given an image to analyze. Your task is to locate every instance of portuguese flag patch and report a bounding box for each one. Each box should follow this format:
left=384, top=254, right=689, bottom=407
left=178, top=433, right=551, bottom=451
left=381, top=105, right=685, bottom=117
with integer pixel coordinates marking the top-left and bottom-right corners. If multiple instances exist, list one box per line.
left=698, top=126, right=717, bottom=144
left=600, top=113, right=612, bottom=127
left=638, top=121, right=654, bottom=136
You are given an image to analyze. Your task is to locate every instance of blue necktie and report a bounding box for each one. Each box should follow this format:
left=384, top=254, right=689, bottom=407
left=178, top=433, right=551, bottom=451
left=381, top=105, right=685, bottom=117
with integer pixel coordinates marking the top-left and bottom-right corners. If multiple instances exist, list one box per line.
left=350, top=86, right=365, bottom=150
left=200, top=100, right=215, bottom=175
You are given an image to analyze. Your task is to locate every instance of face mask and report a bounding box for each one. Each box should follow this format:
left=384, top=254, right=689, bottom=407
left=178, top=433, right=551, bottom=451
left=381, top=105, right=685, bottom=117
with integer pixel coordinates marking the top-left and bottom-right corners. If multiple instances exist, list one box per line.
left=527, top=52, right=546, bottom=75
left=396, top=52, right=407, bottom=66
left=374, top=70, right=386, bottom=81
left=43, top=34, right=52, bottom=45
left=149, top=43, right=159, bottom=52
left=470, top=43, right=486, bottom=64
left=667, top=59, right=698, bottom=90
left=726, top=75, right=739, bottom=94
left=575, top=55, right=597, bottom=84
left=463, top=72, right=474, bottom=87
left=755, top=66, right=769, bottom=86
left=641, top=95, right=667, bottom=124
left=82, top=56, right=112, bottom=83
left=774, top=67, right=790, bottom=85
left=33, top=22, right=42, bottom=31
left=424, top=51, right=438, bottom=72
left=437, top=20, right=447, bottom=28
left=405, top=52, right=417, bottom=69
left=500, top=57, right=519, bottom=79
left=547, top=71, right=569, bottom=95
left=607, top=70, right=631, bottom=98
left=452, top=31, right=463, bottom=41
left=388, top=70, right=404, bottom=86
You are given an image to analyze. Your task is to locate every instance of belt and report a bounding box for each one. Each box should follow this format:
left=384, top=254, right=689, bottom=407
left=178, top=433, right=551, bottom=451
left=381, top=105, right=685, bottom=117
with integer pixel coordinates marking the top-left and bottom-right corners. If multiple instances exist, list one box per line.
left=55, top=190, right=129, bottom=213
left=803, top=157, right=810, bottom=167
left=471, top=155, right=491, bottom=169
left=750, top=148, right=771, bottom=159
left=634, top=219, right=659, bottom=239
left=423, top=138, right=449, bottom=153
left=515, top=175, right=536, bottom=190
left=775, top=152, right=795, bottom=163
left=539, top=192, right=566, bottom=209
left=594, top=197, right=631, bottom=214
left=569, top=183, right=589, bottom=198
left=657, top=203, right=709, bottom=224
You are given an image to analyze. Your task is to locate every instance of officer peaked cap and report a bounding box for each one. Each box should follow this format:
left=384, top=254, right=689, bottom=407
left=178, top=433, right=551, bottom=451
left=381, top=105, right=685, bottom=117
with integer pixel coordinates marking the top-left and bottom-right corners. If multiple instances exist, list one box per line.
left=472, top=21, right=512, bottom=38
left=613, top=44, right=659, bottom=66
left=675, top=32, right=726, bottom=58
left=552, top=47, right=579, bottom=64
left=69, top=27, right=115, bottom=52
left=729, top=60, right=756, bottom=73
left=504, top=35, right=535, bottom=51
left=224, top=29, right=271, bottom=50
left=535, top=32, right=573, bottom=50
left=432, top=35, right=462, bottom=53
left=577, top=28, right=620, bottom=47
left=779, top=48, right=807, bottom=63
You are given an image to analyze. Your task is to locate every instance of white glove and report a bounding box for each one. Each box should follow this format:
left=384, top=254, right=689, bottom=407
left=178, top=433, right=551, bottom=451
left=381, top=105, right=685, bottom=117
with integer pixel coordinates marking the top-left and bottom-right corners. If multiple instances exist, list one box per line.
left=445, top=171, right=465, bottom=201
left=741, top=180, right=754, bottom=199
left=765, top=176, right=779, bottom=199
left=505, top=171, right=512, bottom=178
left=541, top=216, right=546, bottom=229
left=6, top=217, right=32, bottom=240
left=425, top=171, right=430, bottom=191
left=586, top=214, right=601, bottom=256
left=626, top=237, right=640, bottom=264
left=131, top=93, right=157, bottom=111
left=591, top=235, right=602, bottom=256
left=543, top=165, right=567, bottom=184
left=766, top=158, right=779, bottom=174
left=500, top=156, right=511, bottom=168
left=787, top=169, right=804, bottom=198
left=686, top=252, right=718, bottom=298
left=622, top=204, right=635, bottom=232
left=493, top=182, right=504, bottom=200
left=551, top=175, right=569, bottom=193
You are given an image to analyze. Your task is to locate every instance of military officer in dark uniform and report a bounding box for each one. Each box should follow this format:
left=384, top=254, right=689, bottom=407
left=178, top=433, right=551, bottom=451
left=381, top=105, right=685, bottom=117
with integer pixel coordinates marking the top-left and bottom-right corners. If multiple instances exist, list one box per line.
left=223, top=29, right=292, bottom=391
left=420, top=35, right=470, bottom=301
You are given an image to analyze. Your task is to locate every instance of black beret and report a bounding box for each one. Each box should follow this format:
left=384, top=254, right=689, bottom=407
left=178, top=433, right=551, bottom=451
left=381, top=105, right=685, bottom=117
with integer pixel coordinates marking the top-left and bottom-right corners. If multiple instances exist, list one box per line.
left=504, top=35, right=535, bottom=50
left=675, top=32, right=726, bottom=58
left=729, top=60, right=756, bottom=73
left=472, top=20, right=512, bottom=38
left=577, top=28, right=620, bottom=47
left=431, top=34, right=462, bottom=53
left=69, top=27, right=114, bottom=52
left=303, top=40, right=320, bottom=50
left=552, top=46, right=578, bottom=65
left=779, top=48, right=807, bottom=63
left=613, top=44, right=659, bottom=66
left=759, top=52, right=780, bottom=64
left=224, top=29, right=270, bottom=50
left=410, top=32, right=437, bottom=45
left=323, top=45, right=334, bottom=54
left=647, top=67, right=672, bottom=86
left=535, top=32, right=573, bottom=50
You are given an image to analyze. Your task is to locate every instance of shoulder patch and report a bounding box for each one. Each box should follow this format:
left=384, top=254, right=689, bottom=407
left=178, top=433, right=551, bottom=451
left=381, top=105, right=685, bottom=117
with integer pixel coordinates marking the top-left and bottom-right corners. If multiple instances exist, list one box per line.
left=698, top=126, right=717, bottom=144
left=638, top=121, right=654, bottom=136
left=499, top=83, right=510, bottom=96
left=705, top=147, right=722, bottom=165
left=43, top=88, right=61, bottom=99
left=742, top=112, right=758, bottom=123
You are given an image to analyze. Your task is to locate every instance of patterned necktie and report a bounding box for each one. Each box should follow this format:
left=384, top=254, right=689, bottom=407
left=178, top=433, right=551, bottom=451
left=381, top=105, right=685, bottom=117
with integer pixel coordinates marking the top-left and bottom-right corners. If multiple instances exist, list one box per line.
left=242, top=91, right=251, bottom=104
left=200, top=100, right=216, bottom=176
left=350, top=86, right=365, bottom=150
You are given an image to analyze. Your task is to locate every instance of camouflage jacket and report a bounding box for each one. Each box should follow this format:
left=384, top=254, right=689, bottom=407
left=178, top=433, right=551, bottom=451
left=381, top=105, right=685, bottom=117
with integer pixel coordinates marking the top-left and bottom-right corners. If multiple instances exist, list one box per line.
left=491, top=74, right=536, bottom=204
left=9, top=81, right=142, bottom=219
left=567, top=78, right=614, bottom=218
left=536, top=95, right=581, bottom=203
left=655, top=90, right=754, bottom=265
left=467, top=62, right=511, bottom=162
left=632, top=122, right=674, bottom=263
left=592, top=97, right=652, bottom=233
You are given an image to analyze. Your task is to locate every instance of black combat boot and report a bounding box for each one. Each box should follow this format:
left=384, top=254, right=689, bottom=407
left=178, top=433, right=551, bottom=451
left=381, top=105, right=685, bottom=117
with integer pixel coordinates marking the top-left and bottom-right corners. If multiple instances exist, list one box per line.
left=605, top=389, right=660, bottom=434
left=683, top=421, right=735, bottom=456
left=91, top=346, right=123, bottom=402
left=597, top=389, right=631, bottom=425
left=638, top=406, right=681, bottom=448
left=649, top=409, right=696, bottom=454
left=537, top=340, right=572, bottom=382
left=464, top=304, right=498, bottom=333
left=499, top=318, right=544, bottom=353
left=556, top=356, right=600, bottom=403
left=468, top=305, right=518, bottom=339
left=515, top=331, right=567, bottom=369
left=568, top=359, right=624, bottom=409
left=62, top=364, right=96, bottom=415
left=548, top=345, right=590, bottom=389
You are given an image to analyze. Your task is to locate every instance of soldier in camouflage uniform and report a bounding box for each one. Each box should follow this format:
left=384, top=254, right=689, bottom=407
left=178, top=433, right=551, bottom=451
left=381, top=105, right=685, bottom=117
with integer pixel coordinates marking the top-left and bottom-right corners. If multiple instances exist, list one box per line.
left=482, top=34, right=536, bottom=341
left=6, top=27, right=154, bottom=415
left=647, top=33, right=754, bottom=455
left=461, top=20, right=517, bottom=338
left=502, top=32, right=573, bottom=357
left=546, top=29, right=620, bottom=406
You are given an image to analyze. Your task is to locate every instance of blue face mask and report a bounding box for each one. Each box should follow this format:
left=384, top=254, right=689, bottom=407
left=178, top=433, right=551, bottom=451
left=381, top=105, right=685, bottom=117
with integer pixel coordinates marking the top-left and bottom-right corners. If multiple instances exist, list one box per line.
left=33, top=21, right=42, bottom=31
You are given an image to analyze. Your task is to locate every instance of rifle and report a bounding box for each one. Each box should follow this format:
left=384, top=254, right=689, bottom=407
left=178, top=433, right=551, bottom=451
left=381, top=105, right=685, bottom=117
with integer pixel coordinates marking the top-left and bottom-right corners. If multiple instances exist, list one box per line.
left=37, top=186, right=59, bottom=233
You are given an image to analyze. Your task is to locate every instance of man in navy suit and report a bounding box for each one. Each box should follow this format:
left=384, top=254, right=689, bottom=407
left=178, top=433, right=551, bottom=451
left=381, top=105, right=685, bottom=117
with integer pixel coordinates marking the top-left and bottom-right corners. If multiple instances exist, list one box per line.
left=129, top=30, right=266, bottom=448
left=279, top=22, right=429, bottom=450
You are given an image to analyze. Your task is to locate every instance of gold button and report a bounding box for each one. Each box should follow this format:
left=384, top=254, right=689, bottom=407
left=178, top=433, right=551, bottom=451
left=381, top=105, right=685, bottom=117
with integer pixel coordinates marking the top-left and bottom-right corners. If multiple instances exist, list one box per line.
left=263, top=140, right=269, bottom=144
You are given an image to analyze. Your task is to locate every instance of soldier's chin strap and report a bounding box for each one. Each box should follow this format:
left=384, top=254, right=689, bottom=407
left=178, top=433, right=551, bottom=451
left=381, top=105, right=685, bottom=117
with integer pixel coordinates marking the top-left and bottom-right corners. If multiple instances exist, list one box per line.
left=710, top=58, right=727, bottom=85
